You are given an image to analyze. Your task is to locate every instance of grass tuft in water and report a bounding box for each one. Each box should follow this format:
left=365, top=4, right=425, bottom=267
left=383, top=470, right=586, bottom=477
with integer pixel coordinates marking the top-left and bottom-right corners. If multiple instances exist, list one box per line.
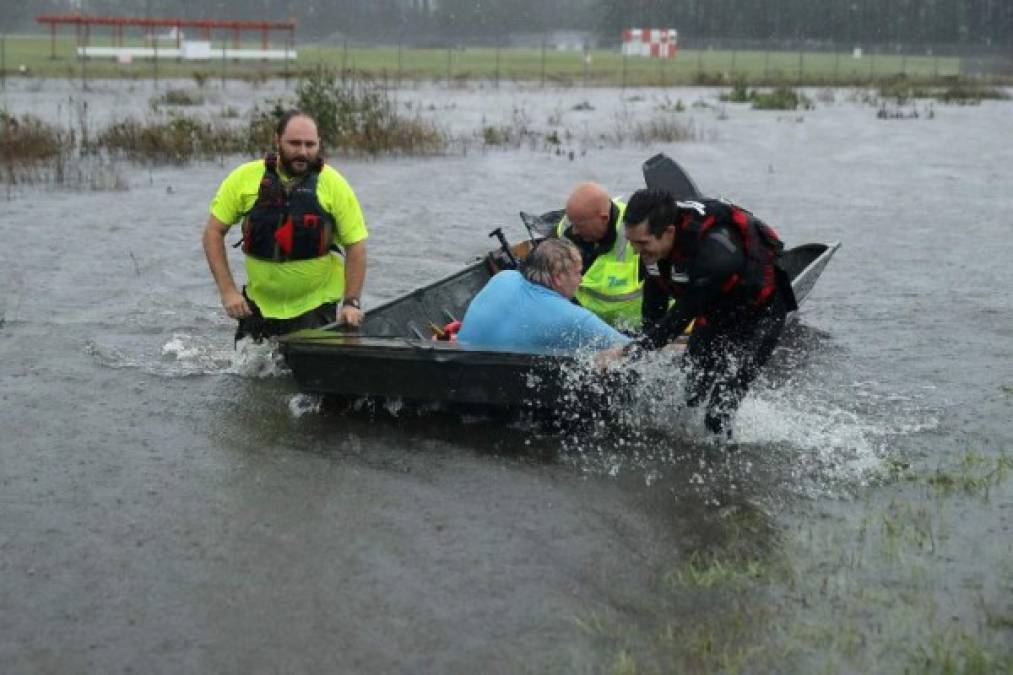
left=0, top=111, right=69, bottom=165
left=0, top=110, right=74, bottom=185
left=150, top=88, right=205, bottom=108
left=875, top=76, right=1011, bottom=106
left=751, top=87, right=815, bottom=111
left=481, top=125, right=511, bottom=146
left=926, top=450, right=1010, bottom=499
left=629, top=116, right=695, bottom=145
left=92, top=115, right=247, bottom=164
left=292, top=67, right=447, bottom=156
left=910, top=630, right=1010, bottom=675
left=719, top=79, right=753, bottom=103
left=937, top=82, right=1011, bottom=104
left=719, top=80, right=815, bottom=111
left=610, top=650, right=638, bottom=675
left=668, top=551, right=772, bottom=590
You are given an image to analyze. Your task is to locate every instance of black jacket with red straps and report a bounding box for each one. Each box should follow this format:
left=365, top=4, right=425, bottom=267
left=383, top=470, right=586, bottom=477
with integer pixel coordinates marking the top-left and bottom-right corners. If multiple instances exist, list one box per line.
left=637, top=199, right=796, bottom=350
left=241, top=154, right=336, bottom=262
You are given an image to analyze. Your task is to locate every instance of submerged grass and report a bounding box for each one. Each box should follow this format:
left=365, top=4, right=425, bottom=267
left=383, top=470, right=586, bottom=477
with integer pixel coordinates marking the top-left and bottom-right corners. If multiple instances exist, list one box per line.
left=0, top=111, right=69, bottom=163
left=569, top=498, right=792, bottom=674
left=0, top=111, right=74, bottom=185
left=293, top=67, right=447, bottom=156
left=751, top=87, right=815, bottom=111
left=937, top=82, right=1011, bottom=104
left=876, top=76, right=1011, bottom=105
left=926, top=450, right=1010, bottom=499
left=669, top=553, right=771, bottom=590
left=782, top=451, right=1013, bottom=673
left=92, top=115, right=249, bottom=163
left=718, top=80, right=754, bottom=103
left=468, top=102, right=695, bottom=152
left=911, top=629, right=1011, bottom=675
left=629, top=116, right=695, bottom=144
left=8, top=65, right=1000, bottom=183
left=719, top=81, right=815, bottom=110
left=0, top=111, right=126, bottom=191
left=2, top=70, right=451, bottom=178
left=151, top=88, right=205, bottom=107
left=568, top=443, right=1013, bottom=675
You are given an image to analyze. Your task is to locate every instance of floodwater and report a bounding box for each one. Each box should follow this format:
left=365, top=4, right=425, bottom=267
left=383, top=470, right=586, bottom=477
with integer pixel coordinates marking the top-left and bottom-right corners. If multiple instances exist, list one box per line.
left=1, top=79, right=1011, bottom=673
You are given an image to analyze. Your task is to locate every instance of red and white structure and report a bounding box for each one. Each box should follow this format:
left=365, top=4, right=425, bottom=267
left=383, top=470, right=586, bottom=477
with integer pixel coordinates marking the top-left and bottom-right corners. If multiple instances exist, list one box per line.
left=35, top=15, right=297, bottom=61
left=621, top=28, right=678, bottom=59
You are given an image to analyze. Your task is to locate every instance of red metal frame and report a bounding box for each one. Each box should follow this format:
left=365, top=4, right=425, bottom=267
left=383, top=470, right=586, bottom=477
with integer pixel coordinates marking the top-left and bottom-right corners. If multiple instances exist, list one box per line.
left=36, top=14, right=296, bottom=58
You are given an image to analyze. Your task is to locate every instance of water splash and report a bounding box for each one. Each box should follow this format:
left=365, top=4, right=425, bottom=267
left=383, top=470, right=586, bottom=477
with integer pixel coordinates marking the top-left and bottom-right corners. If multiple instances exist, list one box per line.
left=84, top=332, right=290, bottom=379
left=161, top=333, right=234, bottom=374
left=288, top=393, right=323, bottom=418
left=384, top=397, right=405, bottom=417
left=229, top=336, right=289, bottom=378
left=536, top=348, right=937, bottom=495
left=84, top=333, right=230, bottom=376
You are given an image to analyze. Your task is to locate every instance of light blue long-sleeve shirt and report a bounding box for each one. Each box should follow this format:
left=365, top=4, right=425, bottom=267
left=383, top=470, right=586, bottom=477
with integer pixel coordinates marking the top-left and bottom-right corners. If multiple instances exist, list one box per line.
left=457, top=271, right=631, bottom=353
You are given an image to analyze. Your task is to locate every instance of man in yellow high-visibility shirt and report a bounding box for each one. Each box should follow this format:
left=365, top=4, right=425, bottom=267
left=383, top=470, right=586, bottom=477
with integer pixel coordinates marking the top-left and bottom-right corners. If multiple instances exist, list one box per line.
left=202, top=110, right=368, bottom=341
left=555, top=182, right=642, bottom=329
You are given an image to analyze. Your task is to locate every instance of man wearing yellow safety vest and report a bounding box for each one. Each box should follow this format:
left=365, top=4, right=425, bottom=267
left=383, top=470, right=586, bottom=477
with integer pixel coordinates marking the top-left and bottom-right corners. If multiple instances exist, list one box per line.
left=554, top=182, right=643, bottom=329
left=202, top=110, right=368, bottom=342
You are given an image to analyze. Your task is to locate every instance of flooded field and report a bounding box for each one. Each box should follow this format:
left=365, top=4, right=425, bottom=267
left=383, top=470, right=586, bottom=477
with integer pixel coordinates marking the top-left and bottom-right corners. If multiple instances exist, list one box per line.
left=1, top=78, right=1011, bottom=673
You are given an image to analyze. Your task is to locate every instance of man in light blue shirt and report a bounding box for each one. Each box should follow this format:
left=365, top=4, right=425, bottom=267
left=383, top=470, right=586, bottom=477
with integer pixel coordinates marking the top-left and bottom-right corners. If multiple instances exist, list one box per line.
left=457, top=238, right=631, bottom=352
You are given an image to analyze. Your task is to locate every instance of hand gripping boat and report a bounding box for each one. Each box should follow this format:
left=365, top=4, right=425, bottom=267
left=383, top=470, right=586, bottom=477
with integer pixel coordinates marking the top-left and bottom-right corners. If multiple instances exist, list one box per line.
left=277, top=155, right=840, bottom=412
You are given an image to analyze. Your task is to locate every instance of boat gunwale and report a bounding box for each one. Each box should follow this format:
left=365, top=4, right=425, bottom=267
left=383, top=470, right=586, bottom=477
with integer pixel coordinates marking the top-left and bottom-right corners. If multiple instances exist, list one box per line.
left=279, top=240, right=840, bottom=360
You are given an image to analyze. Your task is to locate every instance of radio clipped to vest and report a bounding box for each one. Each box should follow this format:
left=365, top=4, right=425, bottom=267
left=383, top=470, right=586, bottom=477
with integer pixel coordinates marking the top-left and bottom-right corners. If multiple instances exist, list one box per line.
left=239, top=154, right=337, bottom=262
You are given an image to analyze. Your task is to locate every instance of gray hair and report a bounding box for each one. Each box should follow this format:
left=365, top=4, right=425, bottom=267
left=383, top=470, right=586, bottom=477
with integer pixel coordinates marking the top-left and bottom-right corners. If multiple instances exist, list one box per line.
left=523, top=238, right=579, bottom=288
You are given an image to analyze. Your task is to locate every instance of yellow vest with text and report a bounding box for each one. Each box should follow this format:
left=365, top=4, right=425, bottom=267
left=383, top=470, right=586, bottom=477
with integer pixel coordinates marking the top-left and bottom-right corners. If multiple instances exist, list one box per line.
left=556, top=199, right=642, bottom=328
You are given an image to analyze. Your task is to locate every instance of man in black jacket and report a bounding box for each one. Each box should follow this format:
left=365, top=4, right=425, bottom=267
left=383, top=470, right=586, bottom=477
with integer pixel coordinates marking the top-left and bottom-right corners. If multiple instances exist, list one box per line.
left=620, top=188, right=796, bottom=437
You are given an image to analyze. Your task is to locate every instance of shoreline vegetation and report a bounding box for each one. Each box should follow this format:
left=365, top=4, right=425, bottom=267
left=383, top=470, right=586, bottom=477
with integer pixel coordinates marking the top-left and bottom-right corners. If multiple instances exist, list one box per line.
left=3, top=66, right=703, bottom=183
left=1, top=64, right=1009, bottom=185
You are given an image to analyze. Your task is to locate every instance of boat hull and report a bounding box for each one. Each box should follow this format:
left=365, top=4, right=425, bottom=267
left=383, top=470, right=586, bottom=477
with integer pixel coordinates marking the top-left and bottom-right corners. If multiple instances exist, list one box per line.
left=278, top=242, right=840, bottom=409
left=281, top=334, right=581, bottom=408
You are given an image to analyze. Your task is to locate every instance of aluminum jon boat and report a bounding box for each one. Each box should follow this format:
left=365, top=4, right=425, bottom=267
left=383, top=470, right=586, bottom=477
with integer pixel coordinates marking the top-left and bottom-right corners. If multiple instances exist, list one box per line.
left=277, top=239, right=839, bottom=409
left=277, top=155, right=840, bottom=411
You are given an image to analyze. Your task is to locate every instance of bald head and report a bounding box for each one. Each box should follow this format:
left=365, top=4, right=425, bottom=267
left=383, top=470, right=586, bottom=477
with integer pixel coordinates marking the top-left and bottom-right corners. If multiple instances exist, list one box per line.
left=564, top=182, right=612, bottom=243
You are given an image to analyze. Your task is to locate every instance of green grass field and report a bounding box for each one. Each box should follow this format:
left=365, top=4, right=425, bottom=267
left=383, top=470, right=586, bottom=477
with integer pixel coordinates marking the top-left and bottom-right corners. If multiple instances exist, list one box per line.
left=0, top=33, right=964, bottom=86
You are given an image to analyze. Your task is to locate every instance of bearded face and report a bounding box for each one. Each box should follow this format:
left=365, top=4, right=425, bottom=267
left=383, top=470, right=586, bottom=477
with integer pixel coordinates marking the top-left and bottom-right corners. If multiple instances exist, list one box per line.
left=276, top=115, right=321, bottom=177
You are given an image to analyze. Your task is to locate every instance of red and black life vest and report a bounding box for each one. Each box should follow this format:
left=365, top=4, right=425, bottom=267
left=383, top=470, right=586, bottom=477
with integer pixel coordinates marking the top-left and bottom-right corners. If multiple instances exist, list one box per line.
left=671, top=199, right=786, bottom=307
left=241, top=154, right=335, bottom=262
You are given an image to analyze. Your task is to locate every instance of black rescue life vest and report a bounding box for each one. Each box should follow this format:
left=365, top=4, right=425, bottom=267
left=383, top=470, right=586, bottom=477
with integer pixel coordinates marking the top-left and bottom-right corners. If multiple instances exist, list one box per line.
left=671, top=199, right=789, bottom=307
left=241, top=154, right=336, bottom=262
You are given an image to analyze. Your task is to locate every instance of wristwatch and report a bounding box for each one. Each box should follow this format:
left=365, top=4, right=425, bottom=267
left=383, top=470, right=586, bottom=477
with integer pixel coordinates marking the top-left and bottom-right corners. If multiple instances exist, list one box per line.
left=342, top=297, right=361, bottom=310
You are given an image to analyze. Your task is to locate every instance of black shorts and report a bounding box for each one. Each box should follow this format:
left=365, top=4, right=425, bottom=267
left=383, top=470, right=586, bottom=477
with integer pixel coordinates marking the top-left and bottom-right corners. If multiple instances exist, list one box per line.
left=235, top=290, right=337, bottom=344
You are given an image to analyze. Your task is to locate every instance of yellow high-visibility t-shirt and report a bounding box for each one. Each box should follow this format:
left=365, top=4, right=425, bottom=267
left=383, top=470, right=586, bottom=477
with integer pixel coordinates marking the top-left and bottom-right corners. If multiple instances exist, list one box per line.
left=210, top=159, right=367, bottom=319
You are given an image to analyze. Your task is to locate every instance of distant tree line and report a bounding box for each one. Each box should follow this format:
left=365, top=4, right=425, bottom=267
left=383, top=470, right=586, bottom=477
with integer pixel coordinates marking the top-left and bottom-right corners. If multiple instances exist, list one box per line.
left=596, top=0, right=1013, bottom=48
left=2, top=0, right=1010, bottom=48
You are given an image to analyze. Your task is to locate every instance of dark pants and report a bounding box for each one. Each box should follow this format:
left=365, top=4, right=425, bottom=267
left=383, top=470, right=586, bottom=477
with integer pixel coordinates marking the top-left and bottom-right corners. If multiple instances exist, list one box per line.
left=682, top=290, right=789, bottom=436
left=235, top=290, right=337, bottom=344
